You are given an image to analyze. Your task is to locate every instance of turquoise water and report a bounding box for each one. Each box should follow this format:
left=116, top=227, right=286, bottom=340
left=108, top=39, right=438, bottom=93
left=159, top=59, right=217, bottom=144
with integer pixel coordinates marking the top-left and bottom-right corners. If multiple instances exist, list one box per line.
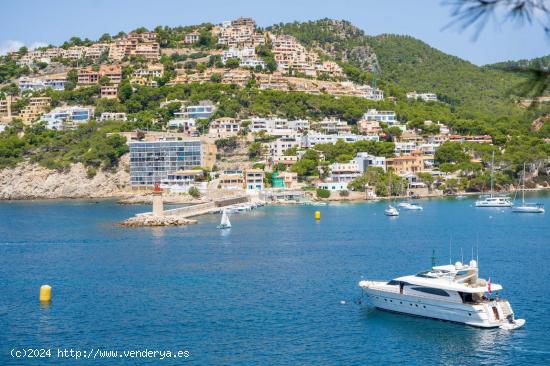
left=1, top=195, right=550, bottom=365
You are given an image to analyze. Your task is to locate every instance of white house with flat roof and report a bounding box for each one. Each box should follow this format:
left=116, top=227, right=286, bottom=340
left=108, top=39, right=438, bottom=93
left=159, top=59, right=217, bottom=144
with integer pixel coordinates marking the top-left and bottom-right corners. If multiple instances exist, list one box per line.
left=363, top=109, right=398, bottom=126
left=301, top=132, right=379, bottom=148
left=353, top=153, right=386, bottom=172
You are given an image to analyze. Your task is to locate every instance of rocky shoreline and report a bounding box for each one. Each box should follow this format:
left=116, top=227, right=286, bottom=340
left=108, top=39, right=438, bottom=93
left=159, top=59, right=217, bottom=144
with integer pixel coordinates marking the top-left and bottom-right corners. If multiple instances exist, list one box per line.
left=120, top=215, right=198, bottom=227
left=0, top=158, right=131, bottom=200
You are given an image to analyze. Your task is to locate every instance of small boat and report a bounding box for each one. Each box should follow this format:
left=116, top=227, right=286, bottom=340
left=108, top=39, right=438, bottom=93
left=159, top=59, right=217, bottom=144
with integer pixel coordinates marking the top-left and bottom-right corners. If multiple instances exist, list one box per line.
left=385, top=173, right=399, bottom=216
left=455, top=195, right=466, bottom=200
left=397, top=202, right=423, bottom=210
left=358, top=260, right=525, bottom=329
left=513, top=163, right=544, bottom=213
left=216, top=209, right=232, bottom=229
left=384, top=205, right=399, bottom=216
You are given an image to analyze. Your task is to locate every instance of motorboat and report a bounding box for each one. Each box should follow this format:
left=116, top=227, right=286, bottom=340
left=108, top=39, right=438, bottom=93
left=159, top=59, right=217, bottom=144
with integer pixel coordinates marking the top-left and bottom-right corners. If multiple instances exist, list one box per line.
left=216, top=209, right=232, bottom=229
left=475, top=196, right=513, bottom=207
left=384, top=205, right=399, bottom=216
left=358, top=260, right=525, bottom=329
left=455, top=195, right=466, bottom=200
left=513, top=163, right=544, bottom=213
left=397, top=202, right=423, bottom=210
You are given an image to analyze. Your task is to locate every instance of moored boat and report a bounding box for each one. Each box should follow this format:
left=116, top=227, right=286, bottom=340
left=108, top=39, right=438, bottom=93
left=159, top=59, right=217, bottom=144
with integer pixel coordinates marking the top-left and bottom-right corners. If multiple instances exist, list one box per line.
left=513, top=163, right=544, bottom=213
left=358, top=260, right=525, bottom=329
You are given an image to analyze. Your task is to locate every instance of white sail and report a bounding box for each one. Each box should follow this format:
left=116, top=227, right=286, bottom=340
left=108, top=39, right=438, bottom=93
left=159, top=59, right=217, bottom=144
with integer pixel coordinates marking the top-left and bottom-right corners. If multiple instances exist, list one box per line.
left=219, top=210, right=231, bottom=228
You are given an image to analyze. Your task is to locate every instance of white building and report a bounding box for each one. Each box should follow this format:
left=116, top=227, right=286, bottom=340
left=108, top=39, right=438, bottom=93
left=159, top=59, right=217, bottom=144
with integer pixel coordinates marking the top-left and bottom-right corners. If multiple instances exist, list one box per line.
left=301, top=132, right=379, bottom=148
left=265, top=136, right=301, bottom=158
left=222, top=47, right=266, bottom=69
left=168, top=114, right=197, bottom=133
left=329, top=162, right=361, bottom=183
left=353, top=153, right=386, bottom=172
left=99, top=112, right=127, bottom=122
left=407, top=91, right=438, bottom=102
left=249, top=117, right=309, bottom=133
left=208, top=117, right=240, bottom=138
left=317, top=181, right=348, bottom=191
left=363, top=109, right=398, bottom=126
left=40, top=106, right=94, bottom=130
left=394, top=142, right=417, bottom=155
left=18, top=77, right=66, bottom=91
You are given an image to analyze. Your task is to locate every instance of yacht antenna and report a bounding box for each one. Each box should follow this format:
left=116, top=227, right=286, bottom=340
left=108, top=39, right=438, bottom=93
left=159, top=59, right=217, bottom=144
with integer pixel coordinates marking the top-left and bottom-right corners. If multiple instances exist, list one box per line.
left=449, top=236, right=452, bottom=265
left=431, top=249, right=436, bottom=268
left=461, top=248, right=464, bottom=264
left=476, top=234, right=479, bottom=266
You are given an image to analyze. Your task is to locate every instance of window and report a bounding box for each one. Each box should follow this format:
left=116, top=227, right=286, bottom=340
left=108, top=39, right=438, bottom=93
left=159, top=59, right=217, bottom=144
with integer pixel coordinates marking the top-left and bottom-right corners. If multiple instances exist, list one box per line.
left=411, top=287, right=450, bottom=297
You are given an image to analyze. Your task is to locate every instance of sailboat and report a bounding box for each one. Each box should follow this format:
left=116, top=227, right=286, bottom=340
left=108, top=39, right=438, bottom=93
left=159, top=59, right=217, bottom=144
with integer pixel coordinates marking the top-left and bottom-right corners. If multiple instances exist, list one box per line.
left=513, top=163, right=545, bottom=213
left=385, top=172, right=399, bottom=216
left=217, top=209, right=232, bottom=229
left=475, top=151, right=512, bottom=208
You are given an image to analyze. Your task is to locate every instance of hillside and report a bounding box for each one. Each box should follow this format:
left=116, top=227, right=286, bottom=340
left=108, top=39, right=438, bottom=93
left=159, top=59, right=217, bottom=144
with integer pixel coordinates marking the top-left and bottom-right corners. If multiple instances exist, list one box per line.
left=269, top=19, right=531, bottom=119
left=486, top=54, right=550, bottom=71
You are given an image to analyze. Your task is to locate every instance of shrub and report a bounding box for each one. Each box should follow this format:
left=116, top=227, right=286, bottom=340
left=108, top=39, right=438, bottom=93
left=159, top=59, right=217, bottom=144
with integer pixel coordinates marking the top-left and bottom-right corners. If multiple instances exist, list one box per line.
left=339, top=190, right=349, bottom=197
left=316, top=188, right=330, bottom=199
left=86, top=167, right=97, bottom=178
left=188, top=186, right=201, bottom=198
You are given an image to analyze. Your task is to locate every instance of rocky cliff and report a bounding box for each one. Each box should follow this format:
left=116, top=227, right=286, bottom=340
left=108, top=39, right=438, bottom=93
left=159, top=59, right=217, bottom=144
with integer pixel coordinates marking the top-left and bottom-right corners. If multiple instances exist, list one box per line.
left=0, top=155, right=130, bottom=200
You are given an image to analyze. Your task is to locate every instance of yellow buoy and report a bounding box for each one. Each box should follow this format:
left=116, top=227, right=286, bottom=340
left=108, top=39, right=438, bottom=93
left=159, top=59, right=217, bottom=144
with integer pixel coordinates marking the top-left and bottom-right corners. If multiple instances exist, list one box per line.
left=315, top=211, right=321, bottom=220
left=39, top=285, right=51, bottom=303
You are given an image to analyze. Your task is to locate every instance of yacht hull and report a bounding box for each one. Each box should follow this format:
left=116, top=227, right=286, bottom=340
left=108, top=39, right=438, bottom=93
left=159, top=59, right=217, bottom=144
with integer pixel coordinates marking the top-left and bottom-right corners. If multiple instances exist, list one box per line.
left=362, top=286, right=513, bottom=328
left=512, top=206, right=544, bottom=213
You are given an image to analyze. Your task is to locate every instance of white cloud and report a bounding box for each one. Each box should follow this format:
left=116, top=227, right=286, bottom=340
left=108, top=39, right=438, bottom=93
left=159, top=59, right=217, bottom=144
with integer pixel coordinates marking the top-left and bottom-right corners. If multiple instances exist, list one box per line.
left=0, top=40, right=49, bottom=55
left=0, top=40, right=25, bottom=55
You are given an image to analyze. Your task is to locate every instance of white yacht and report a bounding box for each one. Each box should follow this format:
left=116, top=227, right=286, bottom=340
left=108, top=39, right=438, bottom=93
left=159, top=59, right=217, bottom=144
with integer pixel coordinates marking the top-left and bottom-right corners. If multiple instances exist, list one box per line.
left=397, top=202, right=423, bottom=210
left=384, top=205, right=399, bottom=216
left=475, top=196, right=513, bottom=207
left=475, top=152, right=512, bottom=208
left=358, top=260, right=525, bottom=329
left=513, top=163, right=544, bottom=213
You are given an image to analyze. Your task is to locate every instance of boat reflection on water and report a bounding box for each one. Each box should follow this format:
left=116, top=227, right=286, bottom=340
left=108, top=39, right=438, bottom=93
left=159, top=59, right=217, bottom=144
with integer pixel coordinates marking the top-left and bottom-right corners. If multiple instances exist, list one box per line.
left=359, top=305, right=515, bottom=364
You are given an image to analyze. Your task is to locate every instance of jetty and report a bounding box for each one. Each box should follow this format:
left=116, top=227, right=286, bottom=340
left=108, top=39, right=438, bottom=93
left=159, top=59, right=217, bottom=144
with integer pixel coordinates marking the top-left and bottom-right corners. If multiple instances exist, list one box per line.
left=121, top=186, right=250, bottom=227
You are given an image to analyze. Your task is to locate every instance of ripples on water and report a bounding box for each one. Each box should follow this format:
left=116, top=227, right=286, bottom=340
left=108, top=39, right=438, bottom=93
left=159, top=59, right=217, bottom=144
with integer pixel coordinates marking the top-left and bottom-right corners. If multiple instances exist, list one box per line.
left=0, top=195, right=550, bottom=365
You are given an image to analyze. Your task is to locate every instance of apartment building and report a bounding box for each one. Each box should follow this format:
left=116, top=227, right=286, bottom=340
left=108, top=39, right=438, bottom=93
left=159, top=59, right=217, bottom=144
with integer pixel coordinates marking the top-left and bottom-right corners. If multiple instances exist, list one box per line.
left=78, top=65, right=122, bottom=85
left=222, top=47, right=265, bottom=69
left=312, top=118, right=351, bottom=134
left=100, top=85, right=118, bottom=99
left=329, top=162, right=361, bottom=183
left=18, top=76, right=66, bottom=91
left=271, top=171, right=298, bottom=189
left=249, top=117, right=309, bottom=133
left=244, top=169, right=265, bottom=191
left=218, top=18, right=264, bottom=48
left=208, top=117, right=240, bottom=138
left=353, top=153, right=386, bottom=172
left=219, top=169, right=245, bottom=190
left=161, top=170, right=206, bottom=193
left=133, top=64, right=164, bottom=79
left=386, top=151, right=427, bottom=175
left=0, top=96, right=51, bottom=124
left=265, top=136, right=301, bottom=158
left=357, top=120, right=382, bottom=135
left=362, top=109, right=398, bottom=126
left=301, top=132, right=379, bottom=148
left=128, top=139, right=205, bottom=188
left=448, top=135, right=493, bottom=144
left=271, top=34, right=317, bottom=76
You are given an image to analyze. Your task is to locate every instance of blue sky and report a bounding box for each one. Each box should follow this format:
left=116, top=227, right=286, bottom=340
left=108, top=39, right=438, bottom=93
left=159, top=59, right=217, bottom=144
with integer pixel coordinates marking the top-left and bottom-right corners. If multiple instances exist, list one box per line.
left=0, top=0, right=547, bottom=65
